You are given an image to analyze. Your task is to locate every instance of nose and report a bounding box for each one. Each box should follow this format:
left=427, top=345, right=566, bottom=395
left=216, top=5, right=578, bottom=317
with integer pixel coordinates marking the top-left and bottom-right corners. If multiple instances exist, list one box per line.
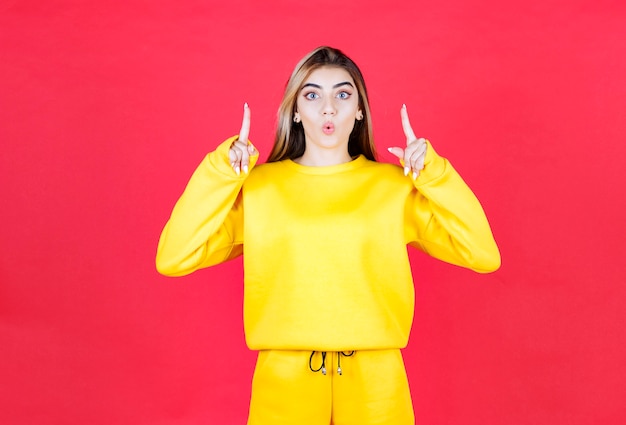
left=321, top=97, right=336, bottom=116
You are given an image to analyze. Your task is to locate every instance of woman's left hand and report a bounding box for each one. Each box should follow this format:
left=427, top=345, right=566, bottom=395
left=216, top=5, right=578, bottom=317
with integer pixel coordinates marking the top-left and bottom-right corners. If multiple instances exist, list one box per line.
left=388, top=104, right=428, bottom=180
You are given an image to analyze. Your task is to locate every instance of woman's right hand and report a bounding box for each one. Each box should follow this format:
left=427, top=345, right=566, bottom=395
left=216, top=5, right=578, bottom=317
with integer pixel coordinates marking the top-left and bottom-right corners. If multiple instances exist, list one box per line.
left=229, top=103, right=257, bottom=175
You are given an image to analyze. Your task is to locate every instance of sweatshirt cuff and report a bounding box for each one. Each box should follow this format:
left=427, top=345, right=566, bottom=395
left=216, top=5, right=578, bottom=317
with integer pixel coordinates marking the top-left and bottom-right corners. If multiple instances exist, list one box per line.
left=207, top=135, right=259, bottom=178
left=413, top=139, right=448, bottom=187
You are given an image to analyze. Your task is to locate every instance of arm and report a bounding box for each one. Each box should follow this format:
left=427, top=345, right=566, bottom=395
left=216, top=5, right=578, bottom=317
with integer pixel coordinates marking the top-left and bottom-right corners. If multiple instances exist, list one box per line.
left=404, top=141, right=500, bottom=273
left=155, top=136, right=258, bottom=276
left=389, top=105, right=500, bottom=273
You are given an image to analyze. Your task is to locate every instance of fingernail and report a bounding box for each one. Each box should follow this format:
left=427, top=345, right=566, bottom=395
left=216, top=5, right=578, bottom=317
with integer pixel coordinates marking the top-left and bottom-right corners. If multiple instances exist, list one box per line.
left=243, top=165, right=249, bottom=174
left=244, top=102, right=248, bottom=108
left=387, top=147, right=393, bottom=152
left=413, top=172, right=418, bottom=180
left=404, top=166, right=410, bottom=176
left=402, top=104, right=406, bottom=109
left=235, top=166, right=240, bottom=175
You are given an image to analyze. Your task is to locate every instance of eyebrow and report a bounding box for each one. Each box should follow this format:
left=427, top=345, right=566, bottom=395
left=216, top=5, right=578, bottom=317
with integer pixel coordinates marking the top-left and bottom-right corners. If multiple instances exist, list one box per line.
left=301, top=81, right=355, bottom=90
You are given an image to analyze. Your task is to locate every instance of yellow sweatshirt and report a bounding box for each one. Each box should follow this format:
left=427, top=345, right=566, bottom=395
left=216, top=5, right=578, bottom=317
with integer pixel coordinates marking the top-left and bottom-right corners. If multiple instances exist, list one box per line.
left=156, top=136, right=500, bottom=351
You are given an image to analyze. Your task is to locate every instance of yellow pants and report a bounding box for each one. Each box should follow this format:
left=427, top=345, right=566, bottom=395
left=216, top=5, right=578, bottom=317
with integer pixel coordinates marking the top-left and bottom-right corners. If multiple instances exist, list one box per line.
left=247, top=349, right=414, bottom=425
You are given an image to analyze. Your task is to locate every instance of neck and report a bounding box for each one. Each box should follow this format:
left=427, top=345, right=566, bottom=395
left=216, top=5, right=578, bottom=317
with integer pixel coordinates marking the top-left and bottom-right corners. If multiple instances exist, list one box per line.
left=294, top=147, right=353, bottom=167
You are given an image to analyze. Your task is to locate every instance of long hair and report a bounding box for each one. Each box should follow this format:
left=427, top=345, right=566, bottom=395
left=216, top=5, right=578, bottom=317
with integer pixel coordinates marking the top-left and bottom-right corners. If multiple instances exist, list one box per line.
left=267, top=46, right=376, bottom=162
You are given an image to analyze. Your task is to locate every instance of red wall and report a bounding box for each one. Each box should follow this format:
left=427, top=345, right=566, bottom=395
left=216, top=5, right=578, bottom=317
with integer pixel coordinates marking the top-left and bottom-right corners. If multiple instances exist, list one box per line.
left=2, top=1, right=625, bottom=424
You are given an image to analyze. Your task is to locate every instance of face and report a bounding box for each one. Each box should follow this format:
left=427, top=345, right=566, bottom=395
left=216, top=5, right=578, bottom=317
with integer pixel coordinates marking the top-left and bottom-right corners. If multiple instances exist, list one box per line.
left=295, top=66, right=362, bottom=156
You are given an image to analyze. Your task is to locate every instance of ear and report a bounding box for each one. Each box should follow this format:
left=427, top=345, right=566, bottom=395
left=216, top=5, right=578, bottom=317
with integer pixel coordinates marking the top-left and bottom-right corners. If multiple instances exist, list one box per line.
left=356, top=110, right=364, bottom=121
left=293, top=112, right=301, bottom=123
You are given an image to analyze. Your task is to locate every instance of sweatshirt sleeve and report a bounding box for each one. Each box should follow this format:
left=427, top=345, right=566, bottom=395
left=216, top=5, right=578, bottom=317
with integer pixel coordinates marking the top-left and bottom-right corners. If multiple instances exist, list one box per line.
left=156, top=136, right=258, bottom=277
left=404, top=141, right=501, bottom=273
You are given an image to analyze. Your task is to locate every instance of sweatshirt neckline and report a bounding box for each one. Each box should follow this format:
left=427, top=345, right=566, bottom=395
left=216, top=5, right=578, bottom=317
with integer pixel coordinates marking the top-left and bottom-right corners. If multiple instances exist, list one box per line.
left=284, top=155, right=368, bottom=175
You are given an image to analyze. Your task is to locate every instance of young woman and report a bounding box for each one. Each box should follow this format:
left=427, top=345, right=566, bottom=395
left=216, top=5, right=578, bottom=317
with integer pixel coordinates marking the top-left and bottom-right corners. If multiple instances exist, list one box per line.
left=156, top=46, right=500, bottom=425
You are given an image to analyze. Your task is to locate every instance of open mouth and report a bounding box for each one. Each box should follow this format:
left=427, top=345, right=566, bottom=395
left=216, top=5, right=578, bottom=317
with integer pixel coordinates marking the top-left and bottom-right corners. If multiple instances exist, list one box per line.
left=322, top=122, right=335, bottom=135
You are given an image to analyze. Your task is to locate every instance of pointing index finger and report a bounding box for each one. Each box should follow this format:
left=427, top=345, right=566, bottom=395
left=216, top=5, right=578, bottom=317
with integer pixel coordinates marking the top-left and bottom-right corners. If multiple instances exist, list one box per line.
left=238, top=102, right=251, bottom=143
left=401, top=104, right=417, bottom=145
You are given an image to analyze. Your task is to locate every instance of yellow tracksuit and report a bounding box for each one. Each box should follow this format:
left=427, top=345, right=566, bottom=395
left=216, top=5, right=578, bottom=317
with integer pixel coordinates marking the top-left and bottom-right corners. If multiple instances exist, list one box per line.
left=156, top=136, right=500, bottom=424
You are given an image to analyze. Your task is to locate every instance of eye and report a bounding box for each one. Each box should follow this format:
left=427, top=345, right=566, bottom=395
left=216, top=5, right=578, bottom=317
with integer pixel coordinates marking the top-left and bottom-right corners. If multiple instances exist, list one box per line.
left=337, top=91, right=351, bottom=99
left=304, top=92, right=319, bottom=100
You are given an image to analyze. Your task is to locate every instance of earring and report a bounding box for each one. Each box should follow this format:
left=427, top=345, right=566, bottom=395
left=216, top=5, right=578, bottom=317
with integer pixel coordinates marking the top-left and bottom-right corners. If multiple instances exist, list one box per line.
left=293, top=113, right=301, bottom=123
left=356, top=111, right=363, bottom=121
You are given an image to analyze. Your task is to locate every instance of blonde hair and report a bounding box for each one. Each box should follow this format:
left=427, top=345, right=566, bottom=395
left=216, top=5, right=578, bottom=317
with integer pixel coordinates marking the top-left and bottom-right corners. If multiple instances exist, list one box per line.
left=267, top=46, right=376, bottom=162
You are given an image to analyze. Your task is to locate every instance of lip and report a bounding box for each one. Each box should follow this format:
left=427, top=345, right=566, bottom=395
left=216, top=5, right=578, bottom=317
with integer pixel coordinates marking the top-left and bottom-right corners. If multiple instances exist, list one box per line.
left=322, top=121, right=335, bottom=135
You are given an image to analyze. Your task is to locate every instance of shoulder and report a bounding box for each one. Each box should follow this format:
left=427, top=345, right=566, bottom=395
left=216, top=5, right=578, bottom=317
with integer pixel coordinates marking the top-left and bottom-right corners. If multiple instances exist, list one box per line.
left=244, top=160, right=289, bottom=187
left=249, top=160, right=287, bottom=176
left=365, top=159, right=401, bottom=173
left=361, top=159, right=408, bottom=182
left=334, top=158, right=412, bottom=196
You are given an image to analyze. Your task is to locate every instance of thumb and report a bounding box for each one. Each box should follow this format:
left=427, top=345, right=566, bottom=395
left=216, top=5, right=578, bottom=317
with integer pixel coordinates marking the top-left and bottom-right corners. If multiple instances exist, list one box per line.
left=247, top=143, right=257, bottom=156
left=387, top=147, right=404, bottom=161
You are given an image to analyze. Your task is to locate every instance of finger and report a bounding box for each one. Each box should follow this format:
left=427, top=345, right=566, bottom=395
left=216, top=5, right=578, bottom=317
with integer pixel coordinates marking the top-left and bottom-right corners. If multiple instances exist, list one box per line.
left=247, top=143, right=257, bottom=156
left=231, top=139, right=253, bottom=174
left=229, top=144, right=244, bottom=175
left=387, top=146, right=411, bottom=175
left=240, top=146, right=250, bottom=174
left=412, top=160, right=425, bottom=179
left=238, top=102, right=251, bottom=144
left=400, top=104, right=417, bottom=145
left=387, top=146, right=404, bottom=160
left=406, top=139, right=427, bottom=164
left=407, top=140, right=427, bottom=179
left=403, top=146, right=419, bottom=177
left=228, top=147, right=237, bottom=166
left=403, top=149, right=414, bottom=176
left=408, top=147, right=427, bottom=179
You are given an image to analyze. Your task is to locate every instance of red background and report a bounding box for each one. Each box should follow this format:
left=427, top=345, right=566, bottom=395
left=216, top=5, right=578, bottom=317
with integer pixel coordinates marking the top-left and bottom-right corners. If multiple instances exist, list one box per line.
left=2, top=0, right=625, bottom=424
